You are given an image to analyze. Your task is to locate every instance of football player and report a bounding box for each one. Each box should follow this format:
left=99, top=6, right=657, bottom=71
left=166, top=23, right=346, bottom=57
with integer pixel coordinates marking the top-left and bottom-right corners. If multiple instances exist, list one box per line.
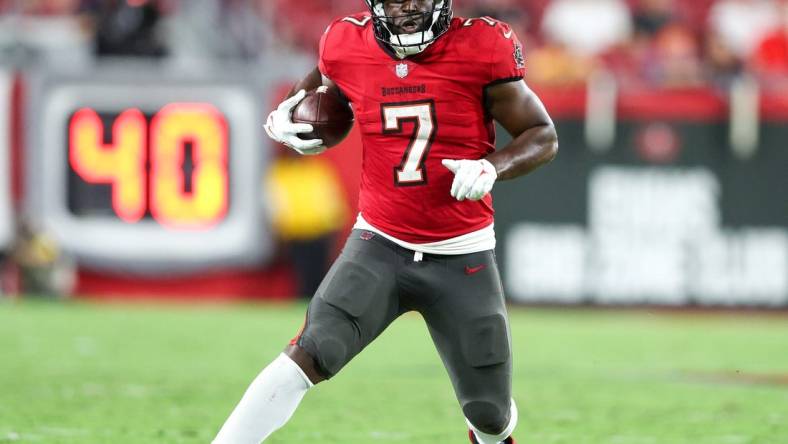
left=214, top=1, right=558, bottom=443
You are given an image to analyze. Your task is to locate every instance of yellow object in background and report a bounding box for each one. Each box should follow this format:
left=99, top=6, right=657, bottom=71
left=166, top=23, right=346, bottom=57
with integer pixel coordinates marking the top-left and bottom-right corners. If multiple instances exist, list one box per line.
left=266, top=157, right=348, bottom=241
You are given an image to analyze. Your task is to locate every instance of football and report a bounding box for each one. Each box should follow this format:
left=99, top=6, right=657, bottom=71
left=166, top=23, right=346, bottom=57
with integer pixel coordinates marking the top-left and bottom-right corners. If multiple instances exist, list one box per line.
left=291, top=86, right=354, bottom=148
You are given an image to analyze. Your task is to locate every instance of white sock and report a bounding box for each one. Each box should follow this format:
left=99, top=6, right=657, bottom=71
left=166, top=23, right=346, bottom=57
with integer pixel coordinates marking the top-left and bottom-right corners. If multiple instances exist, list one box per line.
left=471, top=431, right=506, bottom=444
left=213, top=353, right=314, bottom=444
left=467, top=398, right=518, bottom=444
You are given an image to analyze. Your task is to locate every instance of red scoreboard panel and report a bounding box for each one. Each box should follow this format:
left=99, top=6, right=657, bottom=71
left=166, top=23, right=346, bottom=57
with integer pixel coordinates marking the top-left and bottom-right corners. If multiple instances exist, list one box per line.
left=28, top=69, right=272, bottom=273
left=0, top=70, right=11, bottom=251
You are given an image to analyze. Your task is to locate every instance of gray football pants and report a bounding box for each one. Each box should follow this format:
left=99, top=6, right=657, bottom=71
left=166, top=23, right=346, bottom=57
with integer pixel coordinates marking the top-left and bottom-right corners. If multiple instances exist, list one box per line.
left=295, top=229, right=513, bottom=433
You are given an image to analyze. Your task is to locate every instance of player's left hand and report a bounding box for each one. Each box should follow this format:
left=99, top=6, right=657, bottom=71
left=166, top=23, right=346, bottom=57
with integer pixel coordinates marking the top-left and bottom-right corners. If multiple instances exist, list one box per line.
left=441, top=158, right=498, bottom=201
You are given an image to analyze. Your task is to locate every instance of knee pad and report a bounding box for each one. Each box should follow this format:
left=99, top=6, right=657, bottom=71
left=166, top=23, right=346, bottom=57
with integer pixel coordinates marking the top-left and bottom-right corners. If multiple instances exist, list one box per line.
left=465, top=398, right=518, bottom=442
left=314, top=336, right=350, bottom=376
left=299, top=330, right=351, bottom=378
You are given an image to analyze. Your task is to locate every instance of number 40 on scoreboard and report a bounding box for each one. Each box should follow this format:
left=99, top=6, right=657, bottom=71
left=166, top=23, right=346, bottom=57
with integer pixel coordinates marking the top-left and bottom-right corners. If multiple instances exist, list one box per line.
left=68, top=103, right=229, bottom=229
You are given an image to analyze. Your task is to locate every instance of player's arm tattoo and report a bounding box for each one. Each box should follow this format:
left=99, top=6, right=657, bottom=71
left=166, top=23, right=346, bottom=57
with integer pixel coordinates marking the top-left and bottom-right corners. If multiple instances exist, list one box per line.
left=484, top=79, right=558, bottom=180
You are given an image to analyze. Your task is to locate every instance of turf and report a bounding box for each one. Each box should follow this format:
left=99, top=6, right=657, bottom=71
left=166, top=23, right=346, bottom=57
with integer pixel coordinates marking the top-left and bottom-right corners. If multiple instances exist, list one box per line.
left=0, top=300, right=787, bottom=444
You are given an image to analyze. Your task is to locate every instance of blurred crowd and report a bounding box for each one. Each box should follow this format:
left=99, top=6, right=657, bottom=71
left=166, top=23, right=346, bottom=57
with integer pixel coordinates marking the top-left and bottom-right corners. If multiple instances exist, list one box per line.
left=2, top=0, right=788, bottom=89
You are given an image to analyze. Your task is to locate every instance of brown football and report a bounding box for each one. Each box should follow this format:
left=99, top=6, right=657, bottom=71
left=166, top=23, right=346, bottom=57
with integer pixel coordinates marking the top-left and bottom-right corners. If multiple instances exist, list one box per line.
left=291, top=86, right=354, bottom=148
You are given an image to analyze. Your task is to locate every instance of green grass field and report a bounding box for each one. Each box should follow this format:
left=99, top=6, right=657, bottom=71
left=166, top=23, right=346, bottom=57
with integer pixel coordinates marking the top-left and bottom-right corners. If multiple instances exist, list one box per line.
left=1, top=300, right=787, bottom=444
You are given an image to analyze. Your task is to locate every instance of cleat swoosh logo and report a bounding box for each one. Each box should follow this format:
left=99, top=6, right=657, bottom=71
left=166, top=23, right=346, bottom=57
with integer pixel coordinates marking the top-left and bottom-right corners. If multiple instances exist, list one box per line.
left=465, top=265, right=486, bottom=275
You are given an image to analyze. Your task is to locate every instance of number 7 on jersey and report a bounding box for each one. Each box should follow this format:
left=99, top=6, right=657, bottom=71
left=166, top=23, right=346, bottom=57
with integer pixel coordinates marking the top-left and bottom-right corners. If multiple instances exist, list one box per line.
left=381, top=100, right=437, bottom=186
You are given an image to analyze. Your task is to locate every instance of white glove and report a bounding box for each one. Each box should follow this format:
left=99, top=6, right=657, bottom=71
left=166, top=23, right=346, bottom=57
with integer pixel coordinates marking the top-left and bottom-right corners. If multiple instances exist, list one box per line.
left=263, top=89, right=326, bottom=155
left=441, top=158, right=498, bottom=201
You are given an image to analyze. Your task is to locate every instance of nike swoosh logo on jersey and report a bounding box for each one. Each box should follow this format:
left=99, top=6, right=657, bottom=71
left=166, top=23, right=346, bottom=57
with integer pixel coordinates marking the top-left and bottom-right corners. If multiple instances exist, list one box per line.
left=503, top=29, right=513, bottom=39
left=465, top=265, right=486, bottom=275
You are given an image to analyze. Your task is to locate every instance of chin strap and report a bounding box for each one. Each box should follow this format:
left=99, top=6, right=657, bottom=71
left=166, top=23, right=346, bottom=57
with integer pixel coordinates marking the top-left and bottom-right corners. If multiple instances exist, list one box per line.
left=391, top=41, right=431, bottom=58
left=389, top=29, right=436, bottom=58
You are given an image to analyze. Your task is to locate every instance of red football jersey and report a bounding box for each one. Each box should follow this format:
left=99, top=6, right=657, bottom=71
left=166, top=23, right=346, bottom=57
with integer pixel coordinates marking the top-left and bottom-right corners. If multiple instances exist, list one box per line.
left=319, top=14, right=526, bottom=243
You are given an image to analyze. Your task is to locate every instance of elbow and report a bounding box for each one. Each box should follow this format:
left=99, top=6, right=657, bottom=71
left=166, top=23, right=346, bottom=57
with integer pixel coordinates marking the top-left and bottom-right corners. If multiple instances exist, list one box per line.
left=544, top=126, right=559, bottom=162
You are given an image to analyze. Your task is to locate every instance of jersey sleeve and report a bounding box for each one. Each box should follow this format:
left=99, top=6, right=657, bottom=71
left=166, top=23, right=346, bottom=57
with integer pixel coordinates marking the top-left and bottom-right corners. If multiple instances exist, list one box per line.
left=489, top=22, right=526, bottom=83
left=319, top=14, right=369, bottom=81
left=318, top=23, right=336, bottom=80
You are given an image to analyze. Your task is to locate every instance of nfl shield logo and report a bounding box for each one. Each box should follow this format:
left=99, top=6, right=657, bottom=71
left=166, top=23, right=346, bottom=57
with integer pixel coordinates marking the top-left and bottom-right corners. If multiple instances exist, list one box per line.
left=396, top=63, right=409, bottom=78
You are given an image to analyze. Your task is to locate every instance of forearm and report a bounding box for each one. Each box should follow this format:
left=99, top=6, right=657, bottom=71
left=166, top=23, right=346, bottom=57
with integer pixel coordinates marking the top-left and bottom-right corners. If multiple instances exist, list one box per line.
left=286, top=68, right=323, bottom=99
left=485, top=123, right=558, bottom=180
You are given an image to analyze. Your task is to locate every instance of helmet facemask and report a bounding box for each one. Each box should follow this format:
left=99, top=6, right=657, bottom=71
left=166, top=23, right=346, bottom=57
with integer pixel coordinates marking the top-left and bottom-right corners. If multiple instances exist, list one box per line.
left=365, top=0, right=453, bottom=58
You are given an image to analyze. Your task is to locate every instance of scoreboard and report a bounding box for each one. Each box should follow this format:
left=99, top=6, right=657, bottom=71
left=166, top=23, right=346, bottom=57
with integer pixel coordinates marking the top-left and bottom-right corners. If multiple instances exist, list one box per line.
left=27, top=68, right=272, bottom=273
left=68, top=104, right=229, bottom=229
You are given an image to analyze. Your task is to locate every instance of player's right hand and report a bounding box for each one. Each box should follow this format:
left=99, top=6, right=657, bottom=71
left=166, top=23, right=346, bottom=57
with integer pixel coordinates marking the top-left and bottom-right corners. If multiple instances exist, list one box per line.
left=441, top=158, right=498, bottom=201
left=264, top=89, right=326, bottom=155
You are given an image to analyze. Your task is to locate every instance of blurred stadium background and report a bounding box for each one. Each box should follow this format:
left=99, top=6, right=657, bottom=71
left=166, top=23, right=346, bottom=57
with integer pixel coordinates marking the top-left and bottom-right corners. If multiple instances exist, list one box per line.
left=0, top=0, right=787, bottom=443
